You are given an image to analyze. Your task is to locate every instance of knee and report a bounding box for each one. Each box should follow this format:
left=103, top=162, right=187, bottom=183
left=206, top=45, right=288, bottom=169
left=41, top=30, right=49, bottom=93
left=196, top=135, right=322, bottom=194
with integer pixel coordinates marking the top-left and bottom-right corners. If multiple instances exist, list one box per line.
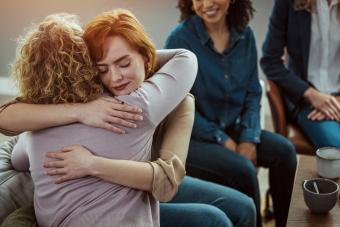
left=232, top=195, right=256, bottom=227
left=237, top=159, right=258, bottom=185
left=314, top=134, right=340, bottom=148
left=275, top=137, right=297, bottom=170
left=201, top=205, right=233, bottom=227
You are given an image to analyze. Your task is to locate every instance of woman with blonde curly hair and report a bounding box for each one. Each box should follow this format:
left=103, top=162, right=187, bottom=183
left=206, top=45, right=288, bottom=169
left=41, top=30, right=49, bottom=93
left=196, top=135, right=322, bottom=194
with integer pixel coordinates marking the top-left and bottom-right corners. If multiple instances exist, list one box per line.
left=1, top=9, right=256, bottom=227
left=7, top=11, right=198, bottom=227
left=12, top=13, right=103, bottom=105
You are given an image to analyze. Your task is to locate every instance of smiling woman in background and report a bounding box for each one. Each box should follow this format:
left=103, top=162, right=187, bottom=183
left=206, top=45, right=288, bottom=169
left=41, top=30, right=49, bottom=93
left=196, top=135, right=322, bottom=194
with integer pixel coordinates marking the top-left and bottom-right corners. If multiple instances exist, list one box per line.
left=164, top=0, right=297, bottom=226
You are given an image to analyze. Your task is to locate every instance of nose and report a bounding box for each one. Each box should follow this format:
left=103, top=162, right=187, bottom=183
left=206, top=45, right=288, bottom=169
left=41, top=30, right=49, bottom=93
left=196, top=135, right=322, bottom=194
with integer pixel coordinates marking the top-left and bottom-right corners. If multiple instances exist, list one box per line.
left=202, top=0, right=213, bottom=8
left=108, top=66, right=123, bottom=84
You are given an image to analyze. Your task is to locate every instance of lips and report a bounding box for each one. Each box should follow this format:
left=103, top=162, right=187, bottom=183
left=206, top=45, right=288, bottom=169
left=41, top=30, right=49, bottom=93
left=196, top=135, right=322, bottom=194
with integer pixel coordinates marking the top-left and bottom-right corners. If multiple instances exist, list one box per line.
left=113, top=82, right=130, bottom=91
left=203, top=8, right=219, bottom=16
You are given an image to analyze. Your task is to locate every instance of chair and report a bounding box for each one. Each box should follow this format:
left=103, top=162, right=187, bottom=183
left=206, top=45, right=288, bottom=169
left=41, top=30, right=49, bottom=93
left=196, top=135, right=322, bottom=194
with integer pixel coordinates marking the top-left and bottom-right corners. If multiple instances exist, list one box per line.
left=265, top=79, right=314, bottom=155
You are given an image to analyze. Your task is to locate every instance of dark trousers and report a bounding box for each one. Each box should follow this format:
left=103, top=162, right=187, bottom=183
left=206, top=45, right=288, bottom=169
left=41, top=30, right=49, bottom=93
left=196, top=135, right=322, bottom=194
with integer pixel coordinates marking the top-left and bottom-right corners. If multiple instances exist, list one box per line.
left=186, top=130, right=297, bottom=227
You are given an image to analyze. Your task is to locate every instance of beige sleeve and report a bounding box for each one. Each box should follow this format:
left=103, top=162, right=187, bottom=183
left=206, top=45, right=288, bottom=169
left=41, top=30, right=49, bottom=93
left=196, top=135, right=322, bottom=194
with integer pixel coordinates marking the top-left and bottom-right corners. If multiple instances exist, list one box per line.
left=149, top=94, right=194, bottom=202
left=0, top=99, right=20, bottom=136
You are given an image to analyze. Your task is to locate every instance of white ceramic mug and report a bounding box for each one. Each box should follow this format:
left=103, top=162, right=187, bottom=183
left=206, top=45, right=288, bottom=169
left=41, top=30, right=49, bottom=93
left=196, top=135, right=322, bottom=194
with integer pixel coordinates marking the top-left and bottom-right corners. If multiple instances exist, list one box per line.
left=316, top=147, right=340, bottom=179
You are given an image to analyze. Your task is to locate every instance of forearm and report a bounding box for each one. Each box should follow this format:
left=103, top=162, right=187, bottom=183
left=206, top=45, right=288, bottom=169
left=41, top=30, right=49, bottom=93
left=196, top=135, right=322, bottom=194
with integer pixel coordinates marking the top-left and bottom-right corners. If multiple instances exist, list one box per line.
left=240, top=94, right=262, bottom=143
left=149, top=95, right=194, bottom=202
left=303, top=87, right=315, bottom=103
left=156, top=94, right=194, bottom=163
left=0, top=103, right=79, bottom=133
left=90, top=157, right=153, bottom=191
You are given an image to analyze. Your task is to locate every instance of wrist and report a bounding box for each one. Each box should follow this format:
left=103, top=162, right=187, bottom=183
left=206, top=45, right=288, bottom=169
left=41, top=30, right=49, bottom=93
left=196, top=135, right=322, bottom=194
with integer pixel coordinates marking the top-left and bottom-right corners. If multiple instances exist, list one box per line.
left=88, top=155, right=101, bottom=176
left=303, top=87, right=317, bottom=102
left=67, top=103, right=83, bottom=123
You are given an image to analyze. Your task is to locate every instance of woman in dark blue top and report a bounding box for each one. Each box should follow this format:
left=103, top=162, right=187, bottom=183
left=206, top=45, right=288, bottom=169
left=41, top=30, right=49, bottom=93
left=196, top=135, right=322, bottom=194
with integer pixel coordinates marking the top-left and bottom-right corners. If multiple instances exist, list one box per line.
left=261, top=0, right=340, bottom=149
left=165, top=0, right=297, bottom=226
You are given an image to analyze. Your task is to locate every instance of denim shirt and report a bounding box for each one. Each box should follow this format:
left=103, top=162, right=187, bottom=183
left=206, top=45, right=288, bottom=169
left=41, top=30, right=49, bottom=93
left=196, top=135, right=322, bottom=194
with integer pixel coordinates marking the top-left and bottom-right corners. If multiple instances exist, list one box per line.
left=164, top=15, right=262, bottom=145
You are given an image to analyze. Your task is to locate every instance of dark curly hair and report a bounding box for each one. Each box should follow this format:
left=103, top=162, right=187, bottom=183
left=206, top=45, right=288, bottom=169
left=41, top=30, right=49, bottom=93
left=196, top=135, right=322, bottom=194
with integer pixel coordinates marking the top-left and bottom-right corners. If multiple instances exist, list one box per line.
left=177, top=0, right=255, bottom=32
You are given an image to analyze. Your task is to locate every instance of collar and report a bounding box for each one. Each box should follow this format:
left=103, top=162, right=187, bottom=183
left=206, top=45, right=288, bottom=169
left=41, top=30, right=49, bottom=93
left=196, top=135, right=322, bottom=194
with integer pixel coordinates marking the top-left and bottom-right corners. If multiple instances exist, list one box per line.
left=190, top=15, right=245, bottom=49
left=191, top=15, right=211, bottom=45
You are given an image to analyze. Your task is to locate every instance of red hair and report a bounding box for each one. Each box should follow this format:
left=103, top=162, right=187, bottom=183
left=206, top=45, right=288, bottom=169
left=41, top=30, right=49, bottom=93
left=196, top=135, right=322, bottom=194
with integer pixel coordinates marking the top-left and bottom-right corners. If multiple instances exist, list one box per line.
left=83, top=9, right=157, bottom=78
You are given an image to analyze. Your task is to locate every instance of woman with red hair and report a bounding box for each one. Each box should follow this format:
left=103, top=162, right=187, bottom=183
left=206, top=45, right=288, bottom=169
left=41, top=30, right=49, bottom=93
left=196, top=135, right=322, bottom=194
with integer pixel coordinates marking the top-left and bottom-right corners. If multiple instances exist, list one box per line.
left=6, top=10, right=197, bottom=227
left=1, top=9, right=255, bottom=227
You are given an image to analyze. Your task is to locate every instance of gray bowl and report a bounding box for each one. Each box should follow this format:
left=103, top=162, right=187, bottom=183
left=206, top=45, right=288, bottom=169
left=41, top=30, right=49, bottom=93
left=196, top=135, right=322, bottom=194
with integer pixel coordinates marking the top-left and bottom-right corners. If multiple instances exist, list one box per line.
left=303, top=178, right=339, bottom=213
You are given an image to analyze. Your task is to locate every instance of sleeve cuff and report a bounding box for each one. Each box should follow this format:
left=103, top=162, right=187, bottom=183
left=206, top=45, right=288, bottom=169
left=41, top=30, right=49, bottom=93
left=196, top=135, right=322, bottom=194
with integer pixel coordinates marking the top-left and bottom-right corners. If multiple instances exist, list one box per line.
left=214, top=130, right=228, bottom=145
left=147, top=155, right=185, bottom=202
left=239, top=129, right=261, bottom=144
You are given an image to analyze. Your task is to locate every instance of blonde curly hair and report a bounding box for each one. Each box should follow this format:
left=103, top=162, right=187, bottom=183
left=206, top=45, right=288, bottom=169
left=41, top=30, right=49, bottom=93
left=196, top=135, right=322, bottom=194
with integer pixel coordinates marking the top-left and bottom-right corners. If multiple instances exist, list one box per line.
left=12, top=13, right=103, bottom=104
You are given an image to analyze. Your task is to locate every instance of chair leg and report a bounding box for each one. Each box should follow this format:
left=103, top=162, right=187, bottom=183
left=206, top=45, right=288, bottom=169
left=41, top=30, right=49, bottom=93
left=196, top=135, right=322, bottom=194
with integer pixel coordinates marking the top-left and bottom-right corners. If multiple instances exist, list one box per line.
left=263, top=188, right=274, bottom=221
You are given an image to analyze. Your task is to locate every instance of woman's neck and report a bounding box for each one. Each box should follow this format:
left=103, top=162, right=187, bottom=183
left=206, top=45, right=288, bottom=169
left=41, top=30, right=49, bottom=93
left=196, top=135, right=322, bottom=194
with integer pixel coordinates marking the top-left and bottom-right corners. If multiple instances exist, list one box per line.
left=204, top=19, right=228, bottom=36
left=204, top=19, right=230, bottom=53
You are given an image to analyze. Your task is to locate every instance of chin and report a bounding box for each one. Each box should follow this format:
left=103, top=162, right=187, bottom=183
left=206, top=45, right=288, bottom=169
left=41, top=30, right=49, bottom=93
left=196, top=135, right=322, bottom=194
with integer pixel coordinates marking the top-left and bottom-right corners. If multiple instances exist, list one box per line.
left=204, top=16, right=223, bottom=24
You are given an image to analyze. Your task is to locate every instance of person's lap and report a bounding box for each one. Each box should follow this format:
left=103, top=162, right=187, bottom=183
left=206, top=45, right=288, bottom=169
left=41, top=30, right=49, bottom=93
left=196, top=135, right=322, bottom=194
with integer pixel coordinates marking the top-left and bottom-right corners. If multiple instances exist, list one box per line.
left=161, top=176, right=256, bottom=227
left=186, top=130, right=297, bottom=227
left=186, top=137, right=261, bottom=226
left=296, top=105, right=340, bottom=148
left=160, top=203, right=232, bottom=227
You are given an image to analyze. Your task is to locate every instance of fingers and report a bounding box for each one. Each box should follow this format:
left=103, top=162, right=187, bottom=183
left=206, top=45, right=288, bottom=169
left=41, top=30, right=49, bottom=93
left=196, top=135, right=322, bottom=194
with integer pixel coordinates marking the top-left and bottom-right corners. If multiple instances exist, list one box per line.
left=112, top=103, right=143, bottom=114
left=101, top=96, right=143, bottom=113
left=109, top=109, right=143, bottom=121
left=55, top=176, right=71, bottom=184
left=102, top=123, right=126, bottom=134
left=314, top=111, right=326, bottom=121
left=46, top=151, right=67, bottom=160
left=46, top=168, right=67, bottom=176
left=105, top=115, right=138, bottom=129
left=308, top=109, right=328, bottom=121
left=43, top=160, right=65, bottom=168
left=328, top=98, right=340, bottom=121
left=322, top=106, right=338, bottom=121
left=307, top=109, right=317, bottom=119
left=46, top=170, right=73, bottom=184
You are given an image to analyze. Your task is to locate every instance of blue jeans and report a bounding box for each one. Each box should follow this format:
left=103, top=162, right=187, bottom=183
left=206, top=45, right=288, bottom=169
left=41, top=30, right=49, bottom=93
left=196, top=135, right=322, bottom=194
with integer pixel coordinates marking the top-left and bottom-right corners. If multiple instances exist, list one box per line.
left=187, top=130, right=297, bottom=227
left=296, top=105, right=340, bottom=148
left=160, top=176, right=256, bottom=227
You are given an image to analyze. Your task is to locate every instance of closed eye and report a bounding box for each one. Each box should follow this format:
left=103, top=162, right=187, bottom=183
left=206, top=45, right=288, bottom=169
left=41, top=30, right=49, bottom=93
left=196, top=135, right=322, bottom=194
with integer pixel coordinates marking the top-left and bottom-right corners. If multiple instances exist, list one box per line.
left=119, top=59, right=131, bottom=68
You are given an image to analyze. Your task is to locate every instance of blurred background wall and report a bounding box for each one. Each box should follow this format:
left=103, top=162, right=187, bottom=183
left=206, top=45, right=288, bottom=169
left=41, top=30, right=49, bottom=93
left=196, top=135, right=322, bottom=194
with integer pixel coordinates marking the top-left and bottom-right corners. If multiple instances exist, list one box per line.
left=0, top=0, right=273, bottom=95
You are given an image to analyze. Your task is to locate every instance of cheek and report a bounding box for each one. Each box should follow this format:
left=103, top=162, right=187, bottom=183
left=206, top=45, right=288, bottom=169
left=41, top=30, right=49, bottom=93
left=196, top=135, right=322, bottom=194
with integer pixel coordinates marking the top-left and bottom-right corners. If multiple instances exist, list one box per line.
left=100, top=74, right=110, bottom=88
left=128, top=64, right=145, bottom=83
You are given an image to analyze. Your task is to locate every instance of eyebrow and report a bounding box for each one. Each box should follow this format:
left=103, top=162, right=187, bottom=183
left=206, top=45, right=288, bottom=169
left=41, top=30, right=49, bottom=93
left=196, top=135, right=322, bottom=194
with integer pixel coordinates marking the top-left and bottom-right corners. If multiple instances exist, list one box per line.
left=96, top=55, right=130, bottom=66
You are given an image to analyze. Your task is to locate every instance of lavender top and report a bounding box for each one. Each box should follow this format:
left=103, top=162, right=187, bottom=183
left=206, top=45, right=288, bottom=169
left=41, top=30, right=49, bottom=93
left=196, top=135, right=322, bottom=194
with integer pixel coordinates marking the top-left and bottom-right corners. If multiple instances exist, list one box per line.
left=11, top=49, right=197, bottom=227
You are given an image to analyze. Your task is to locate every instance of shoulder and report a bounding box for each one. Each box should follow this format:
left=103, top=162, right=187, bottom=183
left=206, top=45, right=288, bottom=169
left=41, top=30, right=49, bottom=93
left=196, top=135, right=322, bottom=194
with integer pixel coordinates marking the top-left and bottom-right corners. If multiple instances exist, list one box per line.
left=166, top=18, right=196, bottom=45
left=273, top=0, right=295, bottom=12
left=168, top=18, right=193, bottom=37
left=241, top=26, right=254, bottom=37
left=239, top=26, right=256, bottom=46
